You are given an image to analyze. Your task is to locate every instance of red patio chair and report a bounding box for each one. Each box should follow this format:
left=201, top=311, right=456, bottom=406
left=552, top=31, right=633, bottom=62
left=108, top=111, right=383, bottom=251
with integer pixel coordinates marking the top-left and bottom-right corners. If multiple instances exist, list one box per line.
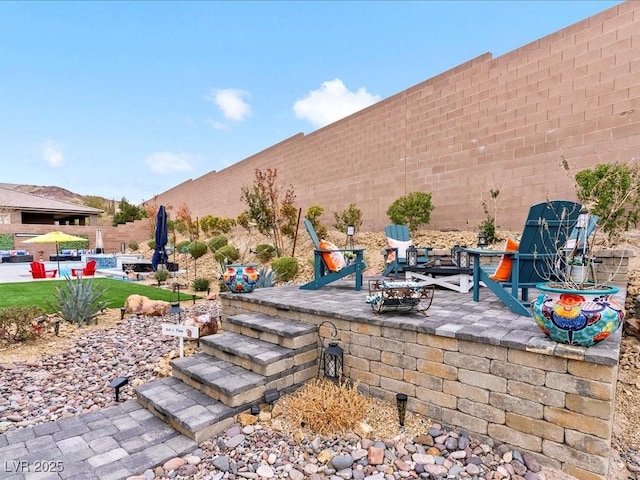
left=71, top=259, right=97, bottom=277
left=29, top=261, right=57, bottom=279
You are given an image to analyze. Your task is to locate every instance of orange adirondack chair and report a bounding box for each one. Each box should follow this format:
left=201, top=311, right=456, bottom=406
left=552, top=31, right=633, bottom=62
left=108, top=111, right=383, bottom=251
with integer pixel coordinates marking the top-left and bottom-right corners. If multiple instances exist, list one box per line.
left=30, top=261, right=57, bottom=279
left=71, top=259, right=97, bottom=277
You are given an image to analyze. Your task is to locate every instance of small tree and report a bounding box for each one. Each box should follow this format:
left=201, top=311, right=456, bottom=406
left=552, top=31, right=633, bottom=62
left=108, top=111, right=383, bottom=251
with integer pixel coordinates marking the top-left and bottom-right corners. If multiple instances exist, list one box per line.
left=189, top=241, right=208, bottom=278
left=572, top=161, right=640, bottom=245
left=479, top=188, right=501, bottom=245
left=112, top=197, right=145, bottom=226
left=176, top=203, right=199, bottom=241
left=386, top=191, right=434, bottom=234
left=305, top=205, right=327, bottom=240
left=240, top=167, right=296, bottom=256
left=333, top=203, right=363, bottom=234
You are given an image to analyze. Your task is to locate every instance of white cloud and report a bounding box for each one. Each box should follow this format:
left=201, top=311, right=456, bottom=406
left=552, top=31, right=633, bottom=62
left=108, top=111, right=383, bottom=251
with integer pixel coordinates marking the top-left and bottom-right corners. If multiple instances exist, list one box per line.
left=205, top=118, right=229, bottom=131
left=293, top=79, right=381, bottom=128
left=144, top=152, right=195, bottom=174
left=42, top=140, right=64, bottom=167
left=207, top=88, right=252, bottom=122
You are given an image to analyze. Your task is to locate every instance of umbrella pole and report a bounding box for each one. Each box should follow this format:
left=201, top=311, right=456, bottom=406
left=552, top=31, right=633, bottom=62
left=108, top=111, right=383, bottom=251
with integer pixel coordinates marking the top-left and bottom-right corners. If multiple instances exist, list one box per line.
left=56, top=242, right=61, bottom=277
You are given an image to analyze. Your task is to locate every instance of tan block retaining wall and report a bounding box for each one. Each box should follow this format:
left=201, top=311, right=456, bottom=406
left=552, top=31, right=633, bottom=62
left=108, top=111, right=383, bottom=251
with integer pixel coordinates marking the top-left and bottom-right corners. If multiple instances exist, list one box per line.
left=222, top=293, right=620, bottom=480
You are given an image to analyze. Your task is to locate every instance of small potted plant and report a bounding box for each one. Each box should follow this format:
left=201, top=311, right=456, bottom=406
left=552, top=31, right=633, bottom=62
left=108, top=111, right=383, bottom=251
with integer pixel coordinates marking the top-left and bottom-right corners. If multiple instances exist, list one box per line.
left=531, top=160, right=640, bottom=347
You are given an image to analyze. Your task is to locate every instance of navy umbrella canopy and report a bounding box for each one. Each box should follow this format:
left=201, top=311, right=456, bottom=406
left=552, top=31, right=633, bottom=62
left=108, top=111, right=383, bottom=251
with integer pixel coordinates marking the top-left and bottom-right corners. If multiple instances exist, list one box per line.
left=152, top=205, right=168, bottom=271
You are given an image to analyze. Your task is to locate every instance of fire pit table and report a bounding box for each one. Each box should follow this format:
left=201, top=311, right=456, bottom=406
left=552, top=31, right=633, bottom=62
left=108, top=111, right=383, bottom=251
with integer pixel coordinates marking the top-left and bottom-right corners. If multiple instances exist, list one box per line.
left=403, top=263, right=473, bottom=293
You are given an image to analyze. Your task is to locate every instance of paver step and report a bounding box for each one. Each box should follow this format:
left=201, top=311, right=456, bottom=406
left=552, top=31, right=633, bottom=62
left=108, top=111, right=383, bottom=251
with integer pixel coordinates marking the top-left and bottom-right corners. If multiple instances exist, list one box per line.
left=135, top=376, right=237, bottom=443
left=224, top=313, right=318, bottom=350
left=200, top=331, right=317, bottom=377
left=171, top=353, right=267, bottom=407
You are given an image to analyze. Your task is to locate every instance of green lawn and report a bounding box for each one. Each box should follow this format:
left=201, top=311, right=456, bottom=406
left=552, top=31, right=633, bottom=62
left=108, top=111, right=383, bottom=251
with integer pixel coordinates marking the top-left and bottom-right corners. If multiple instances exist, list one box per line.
left=0, top=278, right=191, bottom=312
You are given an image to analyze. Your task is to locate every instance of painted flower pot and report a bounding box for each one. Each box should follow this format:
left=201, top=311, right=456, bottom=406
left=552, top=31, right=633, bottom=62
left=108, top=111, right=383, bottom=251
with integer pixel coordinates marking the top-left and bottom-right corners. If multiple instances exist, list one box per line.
left=531, top=283, right=624, bottom=347
left=222, top=264, right=260, bottom=293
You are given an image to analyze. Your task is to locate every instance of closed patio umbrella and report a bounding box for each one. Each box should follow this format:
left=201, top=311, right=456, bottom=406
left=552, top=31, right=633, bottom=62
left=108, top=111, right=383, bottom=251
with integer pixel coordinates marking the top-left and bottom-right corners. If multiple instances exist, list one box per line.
left=152, top=205, right=168, bottom=271
left=23, top=231, right=87, bottom=275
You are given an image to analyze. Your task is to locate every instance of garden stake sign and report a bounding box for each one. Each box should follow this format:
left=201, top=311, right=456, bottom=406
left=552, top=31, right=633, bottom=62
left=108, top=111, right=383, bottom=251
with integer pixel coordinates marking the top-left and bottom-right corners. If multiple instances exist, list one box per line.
left=161, top=323, right=199, bottom=357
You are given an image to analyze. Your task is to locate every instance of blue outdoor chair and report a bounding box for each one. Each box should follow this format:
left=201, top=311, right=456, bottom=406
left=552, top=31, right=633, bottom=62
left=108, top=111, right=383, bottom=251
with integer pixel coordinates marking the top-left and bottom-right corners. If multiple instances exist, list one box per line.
left=300, top=219, right=366, bottom=291
left=382, top=224, right=432, bottom=278
left=465, top=200, right=584, bottom=316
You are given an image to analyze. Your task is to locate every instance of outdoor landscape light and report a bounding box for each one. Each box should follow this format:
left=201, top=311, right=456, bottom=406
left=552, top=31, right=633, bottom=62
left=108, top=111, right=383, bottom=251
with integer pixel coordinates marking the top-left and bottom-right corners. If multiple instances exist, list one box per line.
left=477, top=233, right=488, bottom=249
left=168, top=302, right=183, bottom=324
left=406, top=246, right=418, bottom=267
left=264, top=388, right=280, bottom=404
left=109, top=376, right=129, bottom=402
left=396, top=393, right=408, bottom=426
left=323, top=342, right=344, bottom=381
left=120, top=307, right=126, bottom=320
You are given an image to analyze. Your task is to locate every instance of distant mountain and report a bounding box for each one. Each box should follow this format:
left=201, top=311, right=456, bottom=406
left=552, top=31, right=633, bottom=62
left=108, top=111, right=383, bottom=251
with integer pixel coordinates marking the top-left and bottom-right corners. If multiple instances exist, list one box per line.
left=9, top=184, right=85, bottom=204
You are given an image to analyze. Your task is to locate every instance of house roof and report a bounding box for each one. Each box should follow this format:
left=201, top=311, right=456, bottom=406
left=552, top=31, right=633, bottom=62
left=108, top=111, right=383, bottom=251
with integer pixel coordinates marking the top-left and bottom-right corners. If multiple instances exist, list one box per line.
left=0, top=186, right=103, bottom=214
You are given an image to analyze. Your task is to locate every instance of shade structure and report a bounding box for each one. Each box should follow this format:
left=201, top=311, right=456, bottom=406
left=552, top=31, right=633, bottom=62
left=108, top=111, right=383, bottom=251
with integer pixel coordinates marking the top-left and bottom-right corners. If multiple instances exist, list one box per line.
left=23, top=231, right=87, bottom=276
left=152, top=205, right=168, bottom=271
left=96, top=229, right=104, bottom=254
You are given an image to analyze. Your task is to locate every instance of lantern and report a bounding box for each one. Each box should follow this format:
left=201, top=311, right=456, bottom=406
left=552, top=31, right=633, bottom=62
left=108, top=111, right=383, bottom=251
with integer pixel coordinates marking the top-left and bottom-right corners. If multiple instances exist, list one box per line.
left=323, top=342, right=344, bottom=381
left=452, top=245, right=470, bottom=268
left=406, top=246, right=418, bottom=267
left=477, top=233, right=488, bottom=249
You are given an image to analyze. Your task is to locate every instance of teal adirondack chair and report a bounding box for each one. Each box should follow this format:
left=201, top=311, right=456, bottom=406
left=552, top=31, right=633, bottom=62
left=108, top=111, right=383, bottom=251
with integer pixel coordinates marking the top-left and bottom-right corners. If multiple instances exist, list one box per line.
left=465, top=200, right=583, bottom=316
left=382, top=225, right=432, bottom=278
left=300, top=219, right=367, bottom=291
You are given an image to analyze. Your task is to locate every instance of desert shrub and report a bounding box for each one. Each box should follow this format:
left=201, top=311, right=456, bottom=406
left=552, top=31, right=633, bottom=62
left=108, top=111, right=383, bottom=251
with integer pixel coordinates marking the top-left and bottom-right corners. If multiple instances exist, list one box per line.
left=254, top=244, right=276, bottom=263
left=305, top=205, right=327, bottom=240
left=333, top=203, right=363, bottom=234
left=154, top=268, right=169, bottom=284
left=271, top=256, right=298, bottom=282
left=208, top=236, right=228, bottom=252
left=0, top=306, right=46, bottom=343
left=189, top=241, right=208, bottom=260
left=48, top=276, right=109, bottom=327
left=176, top=240, right=191, bottom=253
left=200, top=215, right=236, bottom=236
left=192, top=277, right=211, bottom=292
left=147, top=239, right=156, bottom=249
left=214, top=244, right=240, bottom=263
left=283, top=378, right=367, bottom=436
left=386, top=191, right=434, bottom=234
left=128, top=240, right=139, bottom=251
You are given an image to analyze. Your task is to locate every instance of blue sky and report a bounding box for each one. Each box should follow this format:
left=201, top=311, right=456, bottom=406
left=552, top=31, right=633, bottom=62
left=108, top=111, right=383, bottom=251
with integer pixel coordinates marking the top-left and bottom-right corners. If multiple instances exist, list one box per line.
left=0, top=1, right=622, bottom=205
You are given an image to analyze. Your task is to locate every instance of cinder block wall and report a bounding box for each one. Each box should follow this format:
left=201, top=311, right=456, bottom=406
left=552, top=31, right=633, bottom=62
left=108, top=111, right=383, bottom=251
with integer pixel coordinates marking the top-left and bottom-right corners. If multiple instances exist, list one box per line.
left=151, top=2, right=640, bottom=233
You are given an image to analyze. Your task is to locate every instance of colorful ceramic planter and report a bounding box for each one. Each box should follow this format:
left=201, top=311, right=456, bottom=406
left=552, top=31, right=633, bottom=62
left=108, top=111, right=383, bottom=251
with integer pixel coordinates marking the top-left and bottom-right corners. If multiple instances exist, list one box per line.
left=531, top=283, right=624, bottom=347
left=222, top=264, right=260, bottom=293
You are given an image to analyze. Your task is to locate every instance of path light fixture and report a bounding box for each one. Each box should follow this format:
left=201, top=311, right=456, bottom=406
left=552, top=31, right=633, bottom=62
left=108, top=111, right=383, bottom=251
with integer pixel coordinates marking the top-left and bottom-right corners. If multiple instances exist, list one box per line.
left=109, top=376, right=128, bottom=402
left=406, top=246, right=418, bottom=267
left=264, top=388, right=280, bottom=404
left=168, top=302, right=183, bottom=324
left=477, top=233, right=488, bottom=249
left=346, top=224, right=355, bottom=249
left=120, top=307, right=126, bottom=320
left=396, top=393, right=408, bottom=427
